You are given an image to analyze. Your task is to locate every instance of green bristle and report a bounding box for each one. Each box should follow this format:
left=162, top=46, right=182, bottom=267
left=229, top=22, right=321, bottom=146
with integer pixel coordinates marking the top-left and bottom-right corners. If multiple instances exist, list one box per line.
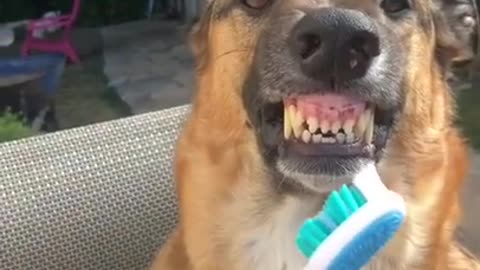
left=297, top=220, right=329, bottom=257
left=339, top=185, right=359, bottom=212
left=325, top=191, right=345, bottom=225
left=304, top=220, right=328, bottom=241
left=350, top=186, right=367, bottom=206
left=296, top=236, right=316, bottom=257
left=332, top=191, right=350, bottom=220
left=296, top=184, right=370, bottom=259
left=312, top=217, right=333, bottom=235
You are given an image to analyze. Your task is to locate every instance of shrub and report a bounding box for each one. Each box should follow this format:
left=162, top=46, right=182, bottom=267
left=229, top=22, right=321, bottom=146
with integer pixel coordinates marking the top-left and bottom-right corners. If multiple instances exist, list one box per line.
left=0, top=112, right=35, bottom=143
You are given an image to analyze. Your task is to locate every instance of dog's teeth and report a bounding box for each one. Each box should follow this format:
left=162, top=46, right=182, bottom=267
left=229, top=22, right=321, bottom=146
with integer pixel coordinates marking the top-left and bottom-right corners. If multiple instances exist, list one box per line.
left=326, top=137, right=336, bottom=143
left=365, top=111, right=374, bottom=144
left=320, top=120, right=330, bottom=134
left=293, top=125, right=303, bottom=138
left=336, top=133, right=346, bottom=144
left=343, top=119, right=354, bottom=135
left=284, top=108, right=292, bottom=139
left=290, top=106, right=303, bottom=138
left=288, top=105, right=296, bottom=123
left=307, top=117, right=318, bottom=133
left=296, top=109, right=304, bottom=124
left=321, top=137, right=336, bottom=143
left=312, top=134, right=322, bottom=143
left=346, top=133, right=355, bottom=143
left=302, top=130, right=311, bottom=143
left=354, top=109, right=371, bottom=139
left=331, top=120, right=341, bottom=134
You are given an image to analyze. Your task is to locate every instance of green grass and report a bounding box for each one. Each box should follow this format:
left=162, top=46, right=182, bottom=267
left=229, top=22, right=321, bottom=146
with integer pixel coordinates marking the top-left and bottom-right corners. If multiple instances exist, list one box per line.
left=55, top=55, right=131, bottom=129
left=457, top=83, right=480, bottom=151
left=0, top=111, right=35, bottom=143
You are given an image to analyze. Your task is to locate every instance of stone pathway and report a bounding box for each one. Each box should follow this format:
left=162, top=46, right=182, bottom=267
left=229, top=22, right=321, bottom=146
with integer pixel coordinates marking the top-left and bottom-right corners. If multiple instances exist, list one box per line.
left=101, top=20, right=194, bottom=114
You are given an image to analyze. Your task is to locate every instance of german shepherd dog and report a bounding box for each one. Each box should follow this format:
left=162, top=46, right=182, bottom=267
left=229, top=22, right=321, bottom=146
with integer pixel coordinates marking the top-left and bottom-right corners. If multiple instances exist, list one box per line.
left=151, top=0, right=480, bottom=269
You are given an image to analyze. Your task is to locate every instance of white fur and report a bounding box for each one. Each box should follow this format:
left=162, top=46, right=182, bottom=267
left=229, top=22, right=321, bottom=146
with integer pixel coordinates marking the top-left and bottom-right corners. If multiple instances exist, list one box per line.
left=241, top=197, right=318, bottom=270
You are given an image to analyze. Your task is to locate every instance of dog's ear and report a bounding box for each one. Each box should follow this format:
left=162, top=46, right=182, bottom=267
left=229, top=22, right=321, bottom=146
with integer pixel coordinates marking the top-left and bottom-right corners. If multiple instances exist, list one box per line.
left=434, top=0, right=480, bottom=66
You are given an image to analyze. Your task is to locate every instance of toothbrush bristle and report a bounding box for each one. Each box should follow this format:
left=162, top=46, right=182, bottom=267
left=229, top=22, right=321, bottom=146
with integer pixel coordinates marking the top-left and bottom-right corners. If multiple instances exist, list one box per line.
left=340, top=185, right=358, bottom=212
left=296, top=184, right=369, bottom=258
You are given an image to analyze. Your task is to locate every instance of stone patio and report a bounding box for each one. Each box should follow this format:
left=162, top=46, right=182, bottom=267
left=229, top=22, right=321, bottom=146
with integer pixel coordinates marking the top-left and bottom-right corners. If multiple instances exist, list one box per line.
left=101, top=20, right=194, bottom=114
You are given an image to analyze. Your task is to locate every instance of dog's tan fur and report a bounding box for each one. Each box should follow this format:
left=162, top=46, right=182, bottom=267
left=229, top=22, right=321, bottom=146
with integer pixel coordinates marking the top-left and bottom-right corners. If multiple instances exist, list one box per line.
left=151, top=0, right=480, bottom=269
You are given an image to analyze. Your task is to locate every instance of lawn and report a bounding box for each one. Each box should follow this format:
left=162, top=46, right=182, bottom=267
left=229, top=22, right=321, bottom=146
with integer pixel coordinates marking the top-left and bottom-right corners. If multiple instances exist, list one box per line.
left=54, top=55, right=131, bottom=129
left=457, top=82, right=480, bottom=151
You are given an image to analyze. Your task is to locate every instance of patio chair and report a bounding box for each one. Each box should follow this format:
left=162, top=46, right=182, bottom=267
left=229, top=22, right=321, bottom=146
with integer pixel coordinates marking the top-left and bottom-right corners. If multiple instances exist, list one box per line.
left=0, top=104, right=478, bottom=270
left=21, top=0, right=81, bottom=64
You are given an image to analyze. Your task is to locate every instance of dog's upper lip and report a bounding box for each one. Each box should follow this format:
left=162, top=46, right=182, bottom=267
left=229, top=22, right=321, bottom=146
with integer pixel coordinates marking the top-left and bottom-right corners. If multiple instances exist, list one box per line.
left=285, top=93, right=366, bottom=122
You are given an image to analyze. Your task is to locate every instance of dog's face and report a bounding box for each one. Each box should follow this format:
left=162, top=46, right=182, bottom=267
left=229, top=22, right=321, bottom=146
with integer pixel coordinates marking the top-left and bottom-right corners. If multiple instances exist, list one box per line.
left=191, top=0, right=478, bottom=193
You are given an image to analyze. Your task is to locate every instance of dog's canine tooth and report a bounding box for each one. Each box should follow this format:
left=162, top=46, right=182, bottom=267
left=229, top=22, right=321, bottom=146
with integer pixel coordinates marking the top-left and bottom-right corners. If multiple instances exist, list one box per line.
left=343, top=119, right=354, bottom=135
left=312, top=134, right=322, bottom=143
left=302, top=130, right=311, bottom=143
left=320, top=120, right=330, bottom=134
left=354, top=111, right=366, bottom=138
left=296, top=109, right=304, bottom=124
left=354, top=108, right=371, bottom=139
left=365, top=111, right=374, bottom=144
left=293, top=125, right=303, bottom=138
left=288, top=105, right=296, bottom=124
left=307, top=117, right=318, bottom=133
left=331, top=120, right=341, bottom=133
left=284, top=107, right=292, bottom=139
left=336, top=133, right=346, bottom=143
left=289, top=106, right=302, bottom=138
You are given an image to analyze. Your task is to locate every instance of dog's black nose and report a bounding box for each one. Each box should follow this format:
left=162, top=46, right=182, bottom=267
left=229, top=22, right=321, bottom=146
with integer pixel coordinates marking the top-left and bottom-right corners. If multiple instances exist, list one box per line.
left=290, top=8, right=380, bottom=82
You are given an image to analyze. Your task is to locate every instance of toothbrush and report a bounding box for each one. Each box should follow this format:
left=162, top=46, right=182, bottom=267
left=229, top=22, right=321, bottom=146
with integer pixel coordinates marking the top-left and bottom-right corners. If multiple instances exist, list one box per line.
left=296, top=163, right=407, bottom=270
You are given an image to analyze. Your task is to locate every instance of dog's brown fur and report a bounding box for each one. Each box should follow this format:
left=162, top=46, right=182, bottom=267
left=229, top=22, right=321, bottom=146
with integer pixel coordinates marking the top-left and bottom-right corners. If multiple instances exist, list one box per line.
left=151, top=0, right=480, bottom=269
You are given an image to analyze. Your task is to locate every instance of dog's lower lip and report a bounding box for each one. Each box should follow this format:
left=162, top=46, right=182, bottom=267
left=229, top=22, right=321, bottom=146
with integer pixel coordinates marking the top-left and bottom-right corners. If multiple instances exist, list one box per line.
left=284, top=141, right=374, bottom=157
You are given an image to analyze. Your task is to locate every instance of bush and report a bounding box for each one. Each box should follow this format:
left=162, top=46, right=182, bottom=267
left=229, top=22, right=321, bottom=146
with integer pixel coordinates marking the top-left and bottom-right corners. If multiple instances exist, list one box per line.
left=0, top=112, right=35, bottom=143
left=0, top=0, right=147, bottom=27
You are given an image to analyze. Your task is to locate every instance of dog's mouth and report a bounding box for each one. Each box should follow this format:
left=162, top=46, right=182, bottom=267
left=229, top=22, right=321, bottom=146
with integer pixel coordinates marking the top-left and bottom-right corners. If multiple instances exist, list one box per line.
left=282, top=94, right=391, bottom=156
left=260, top=92, right=396, bottom=189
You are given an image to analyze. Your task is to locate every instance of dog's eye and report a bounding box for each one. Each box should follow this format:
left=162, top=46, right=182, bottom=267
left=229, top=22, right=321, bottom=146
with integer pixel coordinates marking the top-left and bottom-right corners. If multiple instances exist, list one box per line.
left=380, top=0, right=410, bottom=15
left=243, top=0, right=270, bottom=9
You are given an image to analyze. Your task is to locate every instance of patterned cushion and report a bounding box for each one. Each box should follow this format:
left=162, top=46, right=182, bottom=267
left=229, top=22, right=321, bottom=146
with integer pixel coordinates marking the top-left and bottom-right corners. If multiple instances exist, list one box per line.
left=0, top=105, right=190, bottom=270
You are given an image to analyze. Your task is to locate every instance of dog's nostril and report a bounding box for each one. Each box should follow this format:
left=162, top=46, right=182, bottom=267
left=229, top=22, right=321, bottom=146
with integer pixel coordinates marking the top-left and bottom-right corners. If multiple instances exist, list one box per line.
left=297, top=33, right=322, bottom=60
left=349, top=34, right=380, bottom=61
left=344, top=33, right=380, bottom=72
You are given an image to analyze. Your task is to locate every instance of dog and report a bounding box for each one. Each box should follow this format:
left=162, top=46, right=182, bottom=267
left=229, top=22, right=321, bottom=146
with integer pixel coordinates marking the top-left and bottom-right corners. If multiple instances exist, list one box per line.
left=151, top=0, right=480, bottom=269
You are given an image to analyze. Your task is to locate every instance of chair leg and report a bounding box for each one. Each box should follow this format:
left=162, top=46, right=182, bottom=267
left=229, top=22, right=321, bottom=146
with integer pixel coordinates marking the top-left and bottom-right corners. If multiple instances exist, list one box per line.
left=64, top=42, right=80, bottom=64
left=21, top=42, right=30, bottom=58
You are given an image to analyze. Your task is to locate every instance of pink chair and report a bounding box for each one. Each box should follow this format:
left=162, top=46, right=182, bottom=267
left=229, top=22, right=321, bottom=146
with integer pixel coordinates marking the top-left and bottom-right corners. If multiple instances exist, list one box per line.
left=21, top=0, right=81, bottom=64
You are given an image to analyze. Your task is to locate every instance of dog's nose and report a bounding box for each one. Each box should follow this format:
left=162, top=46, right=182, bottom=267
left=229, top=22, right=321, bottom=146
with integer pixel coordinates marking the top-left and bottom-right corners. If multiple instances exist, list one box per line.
left=290, top=8, right=380, bottom=82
